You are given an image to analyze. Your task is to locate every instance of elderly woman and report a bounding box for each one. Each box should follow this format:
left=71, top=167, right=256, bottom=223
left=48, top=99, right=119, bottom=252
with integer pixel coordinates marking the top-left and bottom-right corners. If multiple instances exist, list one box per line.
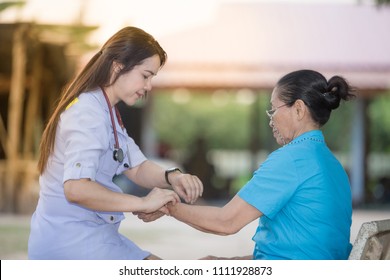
left=159, top=69, right=355, bottom=260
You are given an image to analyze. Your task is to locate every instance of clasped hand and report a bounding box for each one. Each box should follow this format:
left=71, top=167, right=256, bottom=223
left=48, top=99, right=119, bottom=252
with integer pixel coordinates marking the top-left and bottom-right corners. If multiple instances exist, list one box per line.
left=135, top=173, right=203, bottom=222
left=170, top=172, right=203, bottom=204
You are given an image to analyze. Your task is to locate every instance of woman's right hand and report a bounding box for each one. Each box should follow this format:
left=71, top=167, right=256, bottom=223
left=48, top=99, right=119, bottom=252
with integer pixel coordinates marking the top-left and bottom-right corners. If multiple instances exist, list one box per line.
left=141, top=187, right=180, bottom=213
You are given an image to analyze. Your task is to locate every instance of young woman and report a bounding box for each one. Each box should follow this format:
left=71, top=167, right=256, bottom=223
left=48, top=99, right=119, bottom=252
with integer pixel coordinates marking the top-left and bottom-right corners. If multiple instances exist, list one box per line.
left=28, top=26, right=203, bottom=260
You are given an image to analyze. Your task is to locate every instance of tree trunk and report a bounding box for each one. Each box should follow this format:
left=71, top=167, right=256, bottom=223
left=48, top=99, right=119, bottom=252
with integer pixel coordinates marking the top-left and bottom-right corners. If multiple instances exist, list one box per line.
left=3, top=24, right=29, bottom=213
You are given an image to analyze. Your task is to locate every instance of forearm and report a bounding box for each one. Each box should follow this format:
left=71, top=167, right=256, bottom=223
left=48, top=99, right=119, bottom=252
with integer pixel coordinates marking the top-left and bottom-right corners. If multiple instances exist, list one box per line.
left=124, top=160, right=169, bottom=189
left=64, top=179, right=145, bottom=212
left=168, top=195, right=261, bottom=236
left=124, top=160, right=203, bottom=204
left=169, top=203, right=235, bottom=235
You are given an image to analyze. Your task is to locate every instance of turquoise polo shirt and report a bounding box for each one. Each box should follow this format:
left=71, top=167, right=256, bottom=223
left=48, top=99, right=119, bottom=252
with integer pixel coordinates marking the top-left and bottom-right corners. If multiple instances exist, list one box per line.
left=238, top=130, right=352, bottom=260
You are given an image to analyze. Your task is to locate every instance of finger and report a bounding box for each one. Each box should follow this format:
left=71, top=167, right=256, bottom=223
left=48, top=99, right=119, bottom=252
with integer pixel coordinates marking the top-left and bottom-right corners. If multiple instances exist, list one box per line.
left=141, top=215, right=153, bottom=222
left=155, top=210, right=165, bottom=218
left=190, top=175, right=204, bottom=203
left=146, top=211, right=164, bottom=221
left=137, top=212, right=147, bottom=219
left=140, top=211, right=163, bottom=222
left=181, top=175, right=194, bottom=204
left=169, top=191, right=181, bottom=204
left=187, top=175, right=198, bottom=203
left=194, top=176, right=204, bottom=202
left=173, top=175, right=191, bottom=203
left=159, top=205, right=169, bottom=215
left=173, top=186, right=188, bottom=203
left=186, top=175, right=200, bottom=204
left=197, top=176, right=204, bottom=197
left=189, top=176, right=200, bottom=204
left=161, top=190, right=180, bottom=206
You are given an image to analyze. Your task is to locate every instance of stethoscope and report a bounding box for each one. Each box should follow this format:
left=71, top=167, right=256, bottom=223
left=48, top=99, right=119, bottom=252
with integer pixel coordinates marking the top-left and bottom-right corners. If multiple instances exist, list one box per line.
left=101, top=87, right=124, bottom=163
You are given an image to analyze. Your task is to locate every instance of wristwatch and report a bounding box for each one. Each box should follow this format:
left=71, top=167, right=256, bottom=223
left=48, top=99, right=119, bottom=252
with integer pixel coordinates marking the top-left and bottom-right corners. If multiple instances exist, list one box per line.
left=165, top=167, right=182, bottom=185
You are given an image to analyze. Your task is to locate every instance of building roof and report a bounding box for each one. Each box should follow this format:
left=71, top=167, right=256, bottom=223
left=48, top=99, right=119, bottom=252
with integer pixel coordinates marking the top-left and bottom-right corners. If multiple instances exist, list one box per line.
left=154, top=2, right=390, bottom=95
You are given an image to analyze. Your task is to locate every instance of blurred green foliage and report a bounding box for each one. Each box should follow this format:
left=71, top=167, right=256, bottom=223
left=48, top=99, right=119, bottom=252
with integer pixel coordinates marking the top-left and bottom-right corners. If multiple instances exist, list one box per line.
left=152, top=90, right=271, bottom=151
left=369, top=93, right=390, bottom=152
left=0, top=1, right=25, bottom=13
left=376, top=0, right=390, bottom=6
left=151, top=90, right=390, bottom=155
left=322, top=98, right=355, bottom=152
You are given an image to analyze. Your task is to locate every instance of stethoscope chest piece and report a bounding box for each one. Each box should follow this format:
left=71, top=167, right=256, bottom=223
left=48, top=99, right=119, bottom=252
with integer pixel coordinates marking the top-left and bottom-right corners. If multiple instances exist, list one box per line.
left=113, top=148, right=124, bottom=163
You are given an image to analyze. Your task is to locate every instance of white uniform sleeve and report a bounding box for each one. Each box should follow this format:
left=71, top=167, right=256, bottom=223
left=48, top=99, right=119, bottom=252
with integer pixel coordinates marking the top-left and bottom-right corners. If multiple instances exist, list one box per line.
left=126, top=136, right=147, bottom=168
left=60, top=102, right=110, bottom=183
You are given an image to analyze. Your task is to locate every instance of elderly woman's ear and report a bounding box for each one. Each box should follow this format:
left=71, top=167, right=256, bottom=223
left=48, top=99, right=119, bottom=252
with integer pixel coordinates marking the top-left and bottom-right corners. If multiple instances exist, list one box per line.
left=293, top=99, right=307, bottom=121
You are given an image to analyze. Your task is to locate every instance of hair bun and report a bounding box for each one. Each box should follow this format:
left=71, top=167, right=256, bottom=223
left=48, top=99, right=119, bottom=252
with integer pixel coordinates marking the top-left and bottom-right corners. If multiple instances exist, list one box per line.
left=324, top=76, right=355, bottom=110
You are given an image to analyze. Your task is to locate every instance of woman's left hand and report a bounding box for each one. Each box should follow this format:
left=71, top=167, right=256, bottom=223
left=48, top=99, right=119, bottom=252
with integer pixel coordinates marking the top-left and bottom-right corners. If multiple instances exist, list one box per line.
left=170, top=173, right=203, bottom=204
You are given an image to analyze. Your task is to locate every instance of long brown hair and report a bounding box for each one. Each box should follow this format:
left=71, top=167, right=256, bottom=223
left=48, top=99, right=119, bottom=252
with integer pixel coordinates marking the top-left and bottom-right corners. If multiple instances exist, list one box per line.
left=38, top=26, right=167, bottom=174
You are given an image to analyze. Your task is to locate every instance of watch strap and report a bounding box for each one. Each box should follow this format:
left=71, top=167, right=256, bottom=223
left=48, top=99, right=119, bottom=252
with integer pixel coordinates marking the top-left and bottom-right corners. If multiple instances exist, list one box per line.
left=165, top=167, right=182, bottom=185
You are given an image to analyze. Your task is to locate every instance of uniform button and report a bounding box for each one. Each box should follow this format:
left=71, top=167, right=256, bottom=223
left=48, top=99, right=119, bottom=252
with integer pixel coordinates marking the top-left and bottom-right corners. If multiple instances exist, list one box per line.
left=124, top=163, right=129, bottom=168
left=76, top=163, right=81, bottom=168
left=110, top=216, right=114, bottom=221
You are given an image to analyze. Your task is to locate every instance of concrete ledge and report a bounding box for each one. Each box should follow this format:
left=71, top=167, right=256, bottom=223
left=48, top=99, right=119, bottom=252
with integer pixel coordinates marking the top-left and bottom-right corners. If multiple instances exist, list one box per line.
left=349, top=219, right=390, bottom=260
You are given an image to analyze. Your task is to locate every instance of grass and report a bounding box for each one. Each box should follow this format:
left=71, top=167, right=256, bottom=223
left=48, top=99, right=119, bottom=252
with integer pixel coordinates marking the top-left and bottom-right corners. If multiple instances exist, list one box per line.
left=0, top=224, right=30, bottom=259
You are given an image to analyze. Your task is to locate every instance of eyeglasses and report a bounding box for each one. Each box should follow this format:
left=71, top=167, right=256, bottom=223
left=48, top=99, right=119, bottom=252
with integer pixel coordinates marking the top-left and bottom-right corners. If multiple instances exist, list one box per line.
left=266, top=103, right=288, bottom=118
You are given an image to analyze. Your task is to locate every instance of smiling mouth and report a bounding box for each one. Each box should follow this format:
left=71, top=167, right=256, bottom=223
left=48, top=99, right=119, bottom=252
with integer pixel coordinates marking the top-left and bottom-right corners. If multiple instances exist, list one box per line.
left=135, top=91, right=145, bottom=98
left=136, top=90, right=149, bottom=99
